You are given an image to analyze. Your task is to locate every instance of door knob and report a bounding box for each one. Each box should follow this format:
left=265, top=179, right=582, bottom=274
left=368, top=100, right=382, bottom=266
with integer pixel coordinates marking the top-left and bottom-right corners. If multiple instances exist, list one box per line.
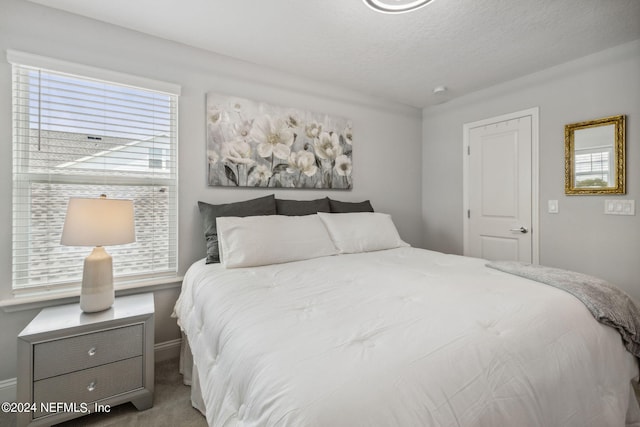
left=509, top=226, right=528, bottom=234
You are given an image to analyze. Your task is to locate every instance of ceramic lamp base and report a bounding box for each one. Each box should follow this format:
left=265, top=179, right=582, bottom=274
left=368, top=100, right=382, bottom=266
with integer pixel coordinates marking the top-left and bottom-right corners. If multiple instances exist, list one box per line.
left=80, top=246, right=115, bottom=313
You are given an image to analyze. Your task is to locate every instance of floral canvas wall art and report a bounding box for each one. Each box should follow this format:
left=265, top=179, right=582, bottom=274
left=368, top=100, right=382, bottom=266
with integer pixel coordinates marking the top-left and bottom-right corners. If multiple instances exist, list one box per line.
left=206, top=93, right=353, bottom=189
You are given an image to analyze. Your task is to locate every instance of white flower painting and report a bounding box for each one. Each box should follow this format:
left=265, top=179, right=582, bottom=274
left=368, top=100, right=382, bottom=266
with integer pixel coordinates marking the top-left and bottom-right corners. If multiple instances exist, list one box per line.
left=206, top=93, right=353, bottom=189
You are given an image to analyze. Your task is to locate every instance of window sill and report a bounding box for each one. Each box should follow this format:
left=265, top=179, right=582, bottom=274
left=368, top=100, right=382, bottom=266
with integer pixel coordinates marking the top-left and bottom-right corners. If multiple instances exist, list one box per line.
left=0, top=275, right=183, bottom=313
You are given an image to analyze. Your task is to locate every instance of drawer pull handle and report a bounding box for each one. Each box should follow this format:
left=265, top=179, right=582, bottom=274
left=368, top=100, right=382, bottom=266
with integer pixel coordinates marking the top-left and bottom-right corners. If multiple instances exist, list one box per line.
left=88, top=347, right=97, bottom=357
left=87, top=381, right=97, bottom=392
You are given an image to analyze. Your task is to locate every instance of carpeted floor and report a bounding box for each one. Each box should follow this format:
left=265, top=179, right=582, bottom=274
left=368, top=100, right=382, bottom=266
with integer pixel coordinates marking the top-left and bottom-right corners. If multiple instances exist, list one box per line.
left=0, top=358, right=207, bottom=427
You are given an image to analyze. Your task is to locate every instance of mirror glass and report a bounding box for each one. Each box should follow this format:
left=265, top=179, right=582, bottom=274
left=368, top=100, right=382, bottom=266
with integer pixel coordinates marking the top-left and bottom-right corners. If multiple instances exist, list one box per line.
left=565, top=115, right=625, bottom=195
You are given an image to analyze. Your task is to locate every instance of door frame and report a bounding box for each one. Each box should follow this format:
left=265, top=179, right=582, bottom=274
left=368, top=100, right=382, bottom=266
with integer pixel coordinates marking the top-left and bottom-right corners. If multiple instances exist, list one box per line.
left=462, top=107, right=540, bottom=264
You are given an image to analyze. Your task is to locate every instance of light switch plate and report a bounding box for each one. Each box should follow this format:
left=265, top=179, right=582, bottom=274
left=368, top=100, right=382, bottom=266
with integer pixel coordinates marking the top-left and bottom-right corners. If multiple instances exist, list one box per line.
left=548, top=200, right=558, bottom=214
left=604, top=200, right=635, bottom=215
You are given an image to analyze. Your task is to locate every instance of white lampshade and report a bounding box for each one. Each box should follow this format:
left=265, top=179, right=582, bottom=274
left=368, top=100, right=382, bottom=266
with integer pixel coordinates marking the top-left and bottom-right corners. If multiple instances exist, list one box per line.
left=61, top=196, right=135, bottom=313
left=61, top=197, right=135, bottom=247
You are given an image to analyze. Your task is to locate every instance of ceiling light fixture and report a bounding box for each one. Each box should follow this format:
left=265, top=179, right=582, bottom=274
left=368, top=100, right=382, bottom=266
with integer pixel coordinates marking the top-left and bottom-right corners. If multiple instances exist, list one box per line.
left=363, top=0, right=434, bottom=14
left=433, top=85, right=447, bottom=95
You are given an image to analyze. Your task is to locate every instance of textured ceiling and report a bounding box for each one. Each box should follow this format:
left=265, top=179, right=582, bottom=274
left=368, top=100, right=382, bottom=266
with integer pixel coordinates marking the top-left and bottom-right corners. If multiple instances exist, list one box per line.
left=26, top=0, right=640, bottom=108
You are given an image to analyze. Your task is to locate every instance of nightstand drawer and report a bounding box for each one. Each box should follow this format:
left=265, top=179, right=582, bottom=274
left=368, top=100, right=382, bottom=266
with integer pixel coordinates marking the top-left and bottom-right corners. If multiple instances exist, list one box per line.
left=33, top=356, right=143, bottom=418
left=33, top=324, right=143, bottom=380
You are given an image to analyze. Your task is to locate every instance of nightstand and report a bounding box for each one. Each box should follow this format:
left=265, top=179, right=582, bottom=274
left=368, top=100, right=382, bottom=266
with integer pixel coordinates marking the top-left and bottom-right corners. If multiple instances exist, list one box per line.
left=17, top=293, right=155, bottom=427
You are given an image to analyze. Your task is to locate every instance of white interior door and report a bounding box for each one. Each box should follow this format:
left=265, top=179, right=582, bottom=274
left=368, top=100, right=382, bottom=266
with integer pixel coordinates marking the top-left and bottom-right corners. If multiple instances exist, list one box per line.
left=463, top=109, right=538, bottom=263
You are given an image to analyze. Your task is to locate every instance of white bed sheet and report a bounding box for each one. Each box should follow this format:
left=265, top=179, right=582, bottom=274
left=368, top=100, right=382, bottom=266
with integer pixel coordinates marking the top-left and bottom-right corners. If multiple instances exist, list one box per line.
left=174, top=247, right=640, bottom=427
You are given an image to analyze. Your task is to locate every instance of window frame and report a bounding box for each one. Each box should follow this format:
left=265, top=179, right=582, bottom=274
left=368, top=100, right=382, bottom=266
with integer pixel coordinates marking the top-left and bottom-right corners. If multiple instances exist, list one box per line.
left=8, top=50, right=181, bottom=298
left=574, top=145, right=614, bottom=187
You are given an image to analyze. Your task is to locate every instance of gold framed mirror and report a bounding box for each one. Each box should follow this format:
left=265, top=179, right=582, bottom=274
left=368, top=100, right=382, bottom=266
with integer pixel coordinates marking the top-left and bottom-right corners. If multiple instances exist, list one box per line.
left=565, top=115, right=625, bottom=195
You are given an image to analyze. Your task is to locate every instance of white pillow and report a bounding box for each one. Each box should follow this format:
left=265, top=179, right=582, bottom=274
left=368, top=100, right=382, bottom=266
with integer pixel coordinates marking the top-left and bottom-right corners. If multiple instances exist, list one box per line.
left=317, top=212, right=409, bottom=254
left=216, top=214, right=337, bottom=268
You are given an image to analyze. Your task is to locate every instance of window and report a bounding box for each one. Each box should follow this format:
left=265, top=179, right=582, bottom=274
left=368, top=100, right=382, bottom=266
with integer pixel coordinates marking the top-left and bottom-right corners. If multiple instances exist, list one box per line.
left=574, top=147, right=613, bottom=187
left=9, top=51, right=180, bottom=293
left=149, top=147, right=164, bottom=169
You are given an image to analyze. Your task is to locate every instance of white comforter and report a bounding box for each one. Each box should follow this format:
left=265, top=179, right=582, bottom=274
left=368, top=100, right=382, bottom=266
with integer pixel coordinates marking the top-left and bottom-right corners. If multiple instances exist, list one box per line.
left=174, top=247, right=640, bottom=427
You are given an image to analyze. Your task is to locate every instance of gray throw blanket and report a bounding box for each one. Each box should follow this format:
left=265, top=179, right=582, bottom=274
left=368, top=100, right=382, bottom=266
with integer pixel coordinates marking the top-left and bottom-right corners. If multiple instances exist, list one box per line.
left=486, top=261, right=640, bottom=359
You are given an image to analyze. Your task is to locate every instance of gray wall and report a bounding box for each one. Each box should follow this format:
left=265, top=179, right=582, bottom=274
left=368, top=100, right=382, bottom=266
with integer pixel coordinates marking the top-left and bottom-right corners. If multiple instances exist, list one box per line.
left=0, top=0, right=423, bottom=383
left=422, top=40, right=640, bottom=302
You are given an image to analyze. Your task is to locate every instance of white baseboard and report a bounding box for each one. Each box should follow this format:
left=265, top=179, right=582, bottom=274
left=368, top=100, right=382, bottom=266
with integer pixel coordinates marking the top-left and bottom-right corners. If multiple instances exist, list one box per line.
left=0, top=377, right=16, bottom=404
left=155, top=338, right=182, bottom=362
left=0, top=338, right=183, bottom=403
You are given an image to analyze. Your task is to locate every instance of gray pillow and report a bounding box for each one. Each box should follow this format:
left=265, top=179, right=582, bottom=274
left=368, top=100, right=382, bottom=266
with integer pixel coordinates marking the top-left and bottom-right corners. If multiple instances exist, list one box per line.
left=329, top=199, right=374, bottom=213
left=275, top=197, right=331, bottom=216
left=198, top=194, right=276, bottom=264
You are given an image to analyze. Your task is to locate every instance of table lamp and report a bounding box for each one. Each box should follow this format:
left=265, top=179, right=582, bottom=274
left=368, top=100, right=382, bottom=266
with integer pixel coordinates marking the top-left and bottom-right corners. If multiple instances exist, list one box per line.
left=61, top=195, right=135, bottom=313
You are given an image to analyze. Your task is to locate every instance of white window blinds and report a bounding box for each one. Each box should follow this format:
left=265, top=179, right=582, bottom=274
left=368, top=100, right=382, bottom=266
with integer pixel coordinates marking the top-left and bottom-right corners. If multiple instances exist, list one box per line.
left=10, top=52, right=179, bottom=292
left=574, top=148, right=612, bottom=187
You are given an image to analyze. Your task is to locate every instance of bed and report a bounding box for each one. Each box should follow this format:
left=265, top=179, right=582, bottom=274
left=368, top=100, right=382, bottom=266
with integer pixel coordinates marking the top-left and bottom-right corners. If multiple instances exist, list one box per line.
left=174, top=202, right=640, bottom=427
